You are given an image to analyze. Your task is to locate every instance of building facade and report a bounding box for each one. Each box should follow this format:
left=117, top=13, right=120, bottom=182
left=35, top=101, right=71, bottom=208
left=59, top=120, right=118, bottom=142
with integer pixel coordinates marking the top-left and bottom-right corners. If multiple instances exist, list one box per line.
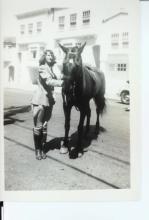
left=100, top=12, right=130, bottom=98
left=3, top=37, right=18, bottom=88
left=3, top=7, right=131, bottom=99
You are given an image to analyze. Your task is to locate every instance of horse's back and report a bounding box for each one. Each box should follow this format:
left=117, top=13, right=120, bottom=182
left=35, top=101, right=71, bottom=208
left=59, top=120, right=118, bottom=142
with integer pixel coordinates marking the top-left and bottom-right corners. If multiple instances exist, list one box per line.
left=83, top=65, right=105, bottom=97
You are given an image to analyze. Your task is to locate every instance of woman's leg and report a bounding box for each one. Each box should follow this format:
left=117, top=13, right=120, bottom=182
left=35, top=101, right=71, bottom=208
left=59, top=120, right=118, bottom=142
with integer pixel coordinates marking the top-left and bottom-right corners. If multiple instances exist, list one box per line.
left=32, top=105, right=45, bottom=160
left=41, top=105, right=53, bottom=159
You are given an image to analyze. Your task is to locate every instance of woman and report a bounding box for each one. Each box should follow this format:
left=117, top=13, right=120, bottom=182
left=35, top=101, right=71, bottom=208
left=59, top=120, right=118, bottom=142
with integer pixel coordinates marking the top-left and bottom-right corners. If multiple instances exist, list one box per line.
left=31, top=49, right=63, bottom=160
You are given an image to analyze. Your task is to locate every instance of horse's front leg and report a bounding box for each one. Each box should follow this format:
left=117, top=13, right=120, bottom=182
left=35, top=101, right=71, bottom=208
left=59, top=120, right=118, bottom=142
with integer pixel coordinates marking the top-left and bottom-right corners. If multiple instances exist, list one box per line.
left=70, top=110, right=86, bottom=158
left=60, top=101, right=72, bottom=154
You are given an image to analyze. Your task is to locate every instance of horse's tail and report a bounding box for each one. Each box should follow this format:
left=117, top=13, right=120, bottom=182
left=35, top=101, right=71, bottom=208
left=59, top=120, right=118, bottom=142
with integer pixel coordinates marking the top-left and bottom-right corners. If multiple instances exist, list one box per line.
left=95, top=71, right=106, bottom=115
left=98, top=96, right=106, bottom=115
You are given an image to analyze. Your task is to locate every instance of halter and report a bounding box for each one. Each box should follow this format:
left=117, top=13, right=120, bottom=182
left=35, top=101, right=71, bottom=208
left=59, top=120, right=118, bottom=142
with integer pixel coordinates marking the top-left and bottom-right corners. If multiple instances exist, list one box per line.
left=62, top=79, right=79, bottom=111
left=61, top=46, right=83, bottom=110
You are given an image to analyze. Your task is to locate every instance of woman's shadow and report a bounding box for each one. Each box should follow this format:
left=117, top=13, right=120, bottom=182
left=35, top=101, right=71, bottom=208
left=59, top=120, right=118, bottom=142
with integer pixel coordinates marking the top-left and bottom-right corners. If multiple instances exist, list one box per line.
left=45, top=125, right=106, bottom=157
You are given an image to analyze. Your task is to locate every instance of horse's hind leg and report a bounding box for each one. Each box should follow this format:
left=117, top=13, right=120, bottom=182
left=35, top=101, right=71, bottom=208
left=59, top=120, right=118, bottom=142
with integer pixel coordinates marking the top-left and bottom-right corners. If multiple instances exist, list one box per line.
left=94, top=95, right=105, bottom=134
left=95, top=107, right=100, bottom=134
left=85, top=104, right=91, bottom=135
left=77, top=110, right=86, bottom=156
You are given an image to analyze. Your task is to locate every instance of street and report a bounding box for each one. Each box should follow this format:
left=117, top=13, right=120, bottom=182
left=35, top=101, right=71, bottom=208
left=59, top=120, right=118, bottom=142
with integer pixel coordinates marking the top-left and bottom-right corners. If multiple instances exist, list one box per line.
left=4, top=88, right=130, bottom=190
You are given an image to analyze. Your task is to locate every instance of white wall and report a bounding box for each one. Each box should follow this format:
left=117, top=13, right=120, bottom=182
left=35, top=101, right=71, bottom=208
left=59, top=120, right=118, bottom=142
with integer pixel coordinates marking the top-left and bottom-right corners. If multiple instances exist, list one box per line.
left=4, top=7, right=134, bottom=99
left=16, top=13, right=50, bottom=45
left=98, top=14, right=131, bottom=99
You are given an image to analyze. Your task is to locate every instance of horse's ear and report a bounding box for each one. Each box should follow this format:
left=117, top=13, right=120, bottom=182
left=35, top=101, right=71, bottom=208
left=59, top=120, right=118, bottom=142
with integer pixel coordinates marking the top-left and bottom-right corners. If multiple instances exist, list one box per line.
left=78, top=42, right=86, bottom=54
left=58, top=43, right=68, bottom=53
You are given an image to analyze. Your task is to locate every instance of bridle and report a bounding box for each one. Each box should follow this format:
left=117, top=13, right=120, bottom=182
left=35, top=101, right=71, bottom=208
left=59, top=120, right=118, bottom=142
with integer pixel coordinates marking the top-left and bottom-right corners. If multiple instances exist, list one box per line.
left=62, top=47, right=83, bottom=110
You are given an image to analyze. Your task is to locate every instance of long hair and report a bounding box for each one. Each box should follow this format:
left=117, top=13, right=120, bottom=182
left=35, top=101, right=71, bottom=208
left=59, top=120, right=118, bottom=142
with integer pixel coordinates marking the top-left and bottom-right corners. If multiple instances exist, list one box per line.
left=39, top=49, right=56, bottom=66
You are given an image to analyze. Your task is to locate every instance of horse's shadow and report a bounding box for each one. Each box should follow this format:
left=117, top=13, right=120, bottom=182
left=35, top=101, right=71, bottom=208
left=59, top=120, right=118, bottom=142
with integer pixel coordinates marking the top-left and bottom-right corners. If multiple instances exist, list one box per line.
left=44, top=137, right=63, bottom=153
left=45, top=125, right=106, bottom=157
left=69, top=125, right=106, bottom=152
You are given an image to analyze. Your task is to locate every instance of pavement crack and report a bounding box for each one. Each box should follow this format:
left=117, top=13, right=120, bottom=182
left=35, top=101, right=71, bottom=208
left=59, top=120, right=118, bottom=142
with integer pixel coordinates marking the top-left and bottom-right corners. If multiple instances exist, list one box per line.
left=88, top=149, right=130, bottom=165
left=11, top=123, right=130, bottom=166
left=5, top=136, right=120, bottom=189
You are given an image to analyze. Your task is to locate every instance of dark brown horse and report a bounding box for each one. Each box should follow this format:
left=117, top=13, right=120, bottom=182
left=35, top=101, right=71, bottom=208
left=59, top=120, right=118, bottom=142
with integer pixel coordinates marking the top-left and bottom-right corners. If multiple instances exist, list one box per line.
left=59, top=42, right=106, bottom=158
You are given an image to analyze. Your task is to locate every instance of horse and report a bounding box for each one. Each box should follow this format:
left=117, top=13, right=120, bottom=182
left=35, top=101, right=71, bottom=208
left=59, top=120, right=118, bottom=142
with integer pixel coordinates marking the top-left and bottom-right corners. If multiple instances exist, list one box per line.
left=59, top=42, right=106, bottom=158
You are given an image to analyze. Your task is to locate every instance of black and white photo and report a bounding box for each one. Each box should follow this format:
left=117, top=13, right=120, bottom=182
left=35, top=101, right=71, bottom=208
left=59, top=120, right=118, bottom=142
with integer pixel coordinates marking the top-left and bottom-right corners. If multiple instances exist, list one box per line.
left=0, top=0, right=140, bottom=201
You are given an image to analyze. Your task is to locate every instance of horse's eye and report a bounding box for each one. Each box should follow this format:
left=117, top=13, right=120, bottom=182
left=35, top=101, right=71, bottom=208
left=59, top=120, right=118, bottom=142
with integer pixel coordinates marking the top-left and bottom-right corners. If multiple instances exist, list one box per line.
left=71, top=48, right=75, bottom=52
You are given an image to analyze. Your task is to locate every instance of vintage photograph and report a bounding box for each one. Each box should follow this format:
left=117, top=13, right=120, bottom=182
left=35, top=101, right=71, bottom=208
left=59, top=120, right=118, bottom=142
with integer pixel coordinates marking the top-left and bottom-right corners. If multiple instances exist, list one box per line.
left=1, top=0, right=139, bottom=196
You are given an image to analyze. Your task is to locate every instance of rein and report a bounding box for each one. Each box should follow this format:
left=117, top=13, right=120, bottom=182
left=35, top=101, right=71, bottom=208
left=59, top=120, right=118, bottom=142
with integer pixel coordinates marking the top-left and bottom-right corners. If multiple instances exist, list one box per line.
left=62, top=79, right=79, bottom=111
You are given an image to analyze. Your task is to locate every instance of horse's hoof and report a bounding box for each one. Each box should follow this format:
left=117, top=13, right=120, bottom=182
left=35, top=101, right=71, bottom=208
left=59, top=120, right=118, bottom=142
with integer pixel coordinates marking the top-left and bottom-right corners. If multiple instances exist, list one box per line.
left=69, top=148, right=78, bottom=159
left=41, top=151, right=47, bottom=159
left=36, top=155, right=42, bottom=160
left=78, top=151, right=83, bottom=158
left=69, top=148, right=83, bottom=159
left=60, top=146, right=68, bottom=154
left=35, top=150, right=42, bottom=160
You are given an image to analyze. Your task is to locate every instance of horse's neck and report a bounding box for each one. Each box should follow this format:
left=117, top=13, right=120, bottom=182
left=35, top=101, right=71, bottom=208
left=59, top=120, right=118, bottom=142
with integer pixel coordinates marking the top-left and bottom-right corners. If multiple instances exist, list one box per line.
left=73, top=66, right=84, bottom=97
left=77, top=65, right=94, bottom=98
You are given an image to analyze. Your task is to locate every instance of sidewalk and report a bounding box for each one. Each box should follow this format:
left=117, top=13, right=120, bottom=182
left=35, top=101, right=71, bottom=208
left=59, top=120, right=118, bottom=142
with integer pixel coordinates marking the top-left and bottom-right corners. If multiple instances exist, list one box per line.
left=4, top=88, right=32, bottom=124
left=4, top=88, right=33, bottom=108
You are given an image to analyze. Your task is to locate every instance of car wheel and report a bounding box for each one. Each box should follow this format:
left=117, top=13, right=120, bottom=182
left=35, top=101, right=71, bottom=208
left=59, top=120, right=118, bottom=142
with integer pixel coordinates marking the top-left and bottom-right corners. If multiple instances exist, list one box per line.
left=120, top=90, right=130, bottom=104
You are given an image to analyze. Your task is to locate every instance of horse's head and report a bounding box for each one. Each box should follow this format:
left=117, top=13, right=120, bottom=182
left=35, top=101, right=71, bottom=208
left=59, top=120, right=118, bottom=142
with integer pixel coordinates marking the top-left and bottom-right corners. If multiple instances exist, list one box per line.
left=59, top=43, right=86, bottom=85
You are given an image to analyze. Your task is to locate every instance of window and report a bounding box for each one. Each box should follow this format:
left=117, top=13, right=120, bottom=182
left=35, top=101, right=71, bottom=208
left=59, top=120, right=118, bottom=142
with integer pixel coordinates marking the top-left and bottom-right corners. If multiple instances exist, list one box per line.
left=122, top=32, right=128, bottom=39
left=122, top=32, right=129, bottom=48
left=82, top=10, right=90, bottom=24
left=111, top=33, right=119, bottom=48
left=37, top=22, right=42, bottom=33
left=111, top=33, right=119, bottom=38
left=18, top=52, right=22, bottom=62
left=20, top=25, right=25, bottom=35
left=58, top=16, right=65, bottom=29
left=8, top=65, right=15, bottom=82
left=70, top=13, right=77, bottom=26
left=117, top=63, right=127, bottom=71
left=28, top=23, right=33, bottom=34
left=109, top=63, right=116, bottom=71
left=31, top=50, right=37, bottom=59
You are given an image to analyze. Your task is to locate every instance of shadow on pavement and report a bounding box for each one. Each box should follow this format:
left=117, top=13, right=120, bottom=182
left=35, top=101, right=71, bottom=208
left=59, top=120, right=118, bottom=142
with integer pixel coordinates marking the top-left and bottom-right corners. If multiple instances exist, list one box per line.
left=4, top=105, right=31, bottom=125
left=4, top=135, right=120, bottom=189
left=70, top=125, right=106, bottom=152
left=45, top=125, right=106, bottom=157
left=116, top=101, right=123, bottom=104
left=45, top=137, right=63, bottom=153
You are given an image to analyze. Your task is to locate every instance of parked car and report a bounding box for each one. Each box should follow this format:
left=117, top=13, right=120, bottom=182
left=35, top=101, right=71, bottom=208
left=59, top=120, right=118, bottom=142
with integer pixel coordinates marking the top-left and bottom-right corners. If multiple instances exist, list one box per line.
left=117, top=81, right=130, bottom=105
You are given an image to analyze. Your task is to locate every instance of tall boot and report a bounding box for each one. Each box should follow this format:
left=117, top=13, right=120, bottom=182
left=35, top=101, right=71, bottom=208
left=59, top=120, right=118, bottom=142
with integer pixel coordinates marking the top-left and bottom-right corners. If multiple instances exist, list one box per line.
left=41, top=123, right=47, bottom=159
left=33, top=127, right=42, bottom=160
